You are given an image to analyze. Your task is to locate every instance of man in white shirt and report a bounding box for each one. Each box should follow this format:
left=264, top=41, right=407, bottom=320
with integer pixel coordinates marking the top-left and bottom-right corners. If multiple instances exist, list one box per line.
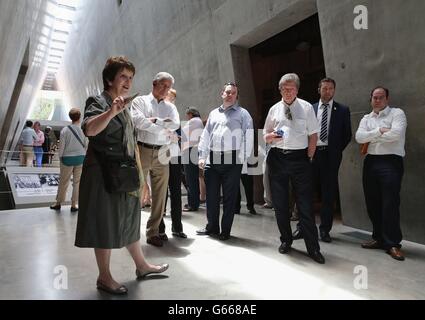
left=131, top=72, right=180, bottom=247
left=355, top=87, right=407, bottom=261
left=263, top=73, right=324, bottom=264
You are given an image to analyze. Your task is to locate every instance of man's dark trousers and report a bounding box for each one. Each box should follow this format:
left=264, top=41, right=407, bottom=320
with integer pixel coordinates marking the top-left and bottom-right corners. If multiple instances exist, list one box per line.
left=363, top=154, right=403, bottom=249
left=267, top=148, right=320, bottom=254
left=183, top=147, right=200, bottom=210
left=313, top=148, right=339, bottom=234
left=312, top=101, right=351, bottom=235
left=205, top=151, right=242, bottom=236
left=236, top=173, right=254, bottom=212
left=160, top=157, right=183, bottom=233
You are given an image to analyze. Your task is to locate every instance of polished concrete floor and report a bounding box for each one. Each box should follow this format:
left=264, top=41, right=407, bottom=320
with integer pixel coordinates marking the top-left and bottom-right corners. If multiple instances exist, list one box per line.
left=0, top=202, right=424, bottom=300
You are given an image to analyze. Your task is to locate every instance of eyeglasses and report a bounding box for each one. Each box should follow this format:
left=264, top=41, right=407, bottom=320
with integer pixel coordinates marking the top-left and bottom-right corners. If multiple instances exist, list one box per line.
left=224, top=82, right=238, bottom=88
left=285, top=106, right=292, bottom=120
left=154, top=81, right=172, bottom=90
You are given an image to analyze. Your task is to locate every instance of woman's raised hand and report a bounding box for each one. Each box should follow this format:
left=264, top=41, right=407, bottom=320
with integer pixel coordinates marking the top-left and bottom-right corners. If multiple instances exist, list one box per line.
left=110, top=96, right=127, bottom=116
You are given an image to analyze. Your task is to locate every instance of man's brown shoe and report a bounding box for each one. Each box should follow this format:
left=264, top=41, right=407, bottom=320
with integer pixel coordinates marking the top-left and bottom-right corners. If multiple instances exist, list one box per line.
left=387, top=247, right=405, bottom=261
left=361, top=240, right=383, bottom=249
left=159, top=233, right=168, bottom=241
left=147, top=236, right=163, bottom=247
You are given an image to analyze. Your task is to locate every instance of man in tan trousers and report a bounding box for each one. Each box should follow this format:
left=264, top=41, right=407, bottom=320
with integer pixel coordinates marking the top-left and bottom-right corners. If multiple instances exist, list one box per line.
left=131, top=72, right=180, bottom=247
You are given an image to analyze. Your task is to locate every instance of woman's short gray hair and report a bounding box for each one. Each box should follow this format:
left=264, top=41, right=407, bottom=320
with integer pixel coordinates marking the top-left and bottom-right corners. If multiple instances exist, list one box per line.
left=278, top=73, right=300, bottom=90
left=153, top=72, right=175, bottom=85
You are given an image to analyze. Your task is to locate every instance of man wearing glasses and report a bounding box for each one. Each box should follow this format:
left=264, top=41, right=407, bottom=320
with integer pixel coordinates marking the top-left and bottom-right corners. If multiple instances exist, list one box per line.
left=197, top=82, right=254, bottom=240
left=263, top=73, right=325, bottom=264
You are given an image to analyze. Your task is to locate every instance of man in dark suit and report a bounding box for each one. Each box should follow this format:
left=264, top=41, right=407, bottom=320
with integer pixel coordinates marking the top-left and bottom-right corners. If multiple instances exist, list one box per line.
left=293, top=78, right=351, bottom=242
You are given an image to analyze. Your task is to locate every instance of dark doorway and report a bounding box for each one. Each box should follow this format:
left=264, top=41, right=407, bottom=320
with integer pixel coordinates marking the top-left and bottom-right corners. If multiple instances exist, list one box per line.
left=249, top=13, right=341, bottom=220
left=249, top=13, right=325, bottom=127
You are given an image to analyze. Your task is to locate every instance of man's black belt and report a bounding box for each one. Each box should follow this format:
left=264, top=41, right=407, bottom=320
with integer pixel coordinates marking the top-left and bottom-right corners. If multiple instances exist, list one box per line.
left=209, top=150, right=240, bottom=165
left=210, top=150, right=238, bottom=155
left=316, top=146, right=328, bottom=151
left=272, top=148, right=306, bottom=155
left=138, top=142, right=163, bottom=150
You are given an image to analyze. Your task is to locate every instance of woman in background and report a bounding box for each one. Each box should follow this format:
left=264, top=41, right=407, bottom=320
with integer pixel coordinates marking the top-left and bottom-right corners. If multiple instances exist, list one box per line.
left=33, top=121, right=45, bottom=167
left=50, top=108, right=86, bottom=212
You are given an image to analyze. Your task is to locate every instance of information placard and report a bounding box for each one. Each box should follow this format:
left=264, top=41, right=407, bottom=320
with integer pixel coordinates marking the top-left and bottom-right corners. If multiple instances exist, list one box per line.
left=5, top=166, right=71, bottom=208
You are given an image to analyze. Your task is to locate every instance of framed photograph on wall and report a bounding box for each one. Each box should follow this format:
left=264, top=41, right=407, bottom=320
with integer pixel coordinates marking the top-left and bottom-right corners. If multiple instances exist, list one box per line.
left=5, top=166, right=71, bottom=208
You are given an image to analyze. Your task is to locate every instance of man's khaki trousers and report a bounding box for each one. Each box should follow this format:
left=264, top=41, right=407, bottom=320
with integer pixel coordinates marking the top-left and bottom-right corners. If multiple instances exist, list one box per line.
left=139, top=145, right=170, bottom=238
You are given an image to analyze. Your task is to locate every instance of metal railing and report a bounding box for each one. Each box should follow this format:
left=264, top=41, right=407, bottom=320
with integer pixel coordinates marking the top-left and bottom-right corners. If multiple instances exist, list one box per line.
left=0, top=149, right=61, bottom=168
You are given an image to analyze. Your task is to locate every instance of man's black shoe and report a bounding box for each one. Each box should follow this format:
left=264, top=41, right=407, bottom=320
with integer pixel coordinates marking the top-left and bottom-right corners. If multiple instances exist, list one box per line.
left=234, top=211, right=240, bottom=215
left=50, top=204, right=61, bottom=211
left=218, top=233, right=230, bottom=241
left=292, top=228, right=303, bottom=240
left=183, top=207, right=198, bottom=212
left=172, top=231, right=187, bottom=238
left=248, top=207, right=257, bottom=215
left=196, top=228, right=217, bottom=236
left=278, top=242, right=292, bottom=254
left=320, top=231, right=332, bottom=243
left=309, top=251, right=325, bottom=264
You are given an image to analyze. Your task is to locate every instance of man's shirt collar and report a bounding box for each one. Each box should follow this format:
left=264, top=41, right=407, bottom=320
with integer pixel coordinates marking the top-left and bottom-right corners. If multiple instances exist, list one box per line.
left=219, top=103, right=239, bottom=112
left=371, top=106, right=390, bottom=118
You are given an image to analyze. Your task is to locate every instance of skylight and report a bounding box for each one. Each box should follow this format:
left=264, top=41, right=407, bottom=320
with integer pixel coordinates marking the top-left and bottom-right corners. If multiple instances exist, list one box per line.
left=40, top=0, right=80, bottom=90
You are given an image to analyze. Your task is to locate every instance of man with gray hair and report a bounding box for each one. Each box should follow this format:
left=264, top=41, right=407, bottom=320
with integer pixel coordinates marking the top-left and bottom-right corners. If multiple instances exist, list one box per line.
left=263, top=73, right=325, bottom=264
left=131, top=72, right=180, bottom=247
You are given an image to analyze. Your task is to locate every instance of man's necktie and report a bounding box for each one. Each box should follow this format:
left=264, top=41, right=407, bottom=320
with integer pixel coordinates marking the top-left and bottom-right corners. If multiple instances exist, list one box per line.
left=285, top=106, right=292, bottom=120
left=320, top=104, right=329, bottom=142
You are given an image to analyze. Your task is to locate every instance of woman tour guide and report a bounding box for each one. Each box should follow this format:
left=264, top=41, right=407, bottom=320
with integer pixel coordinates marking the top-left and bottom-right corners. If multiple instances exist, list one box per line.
left=75, top=56, right=168, bottom=295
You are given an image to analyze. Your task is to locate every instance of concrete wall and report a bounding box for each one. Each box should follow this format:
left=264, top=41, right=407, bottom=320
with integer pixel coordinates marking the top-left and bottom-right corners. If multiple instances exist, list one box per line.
left=1, top=0, right=419, bottom=243
left=57, top=0, right=227, bottom=114
left=57, top=0, right=317, bottom=119
left=0, top=0, right=51, bottom=162
left=317, top=0, right=425, bottom=243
